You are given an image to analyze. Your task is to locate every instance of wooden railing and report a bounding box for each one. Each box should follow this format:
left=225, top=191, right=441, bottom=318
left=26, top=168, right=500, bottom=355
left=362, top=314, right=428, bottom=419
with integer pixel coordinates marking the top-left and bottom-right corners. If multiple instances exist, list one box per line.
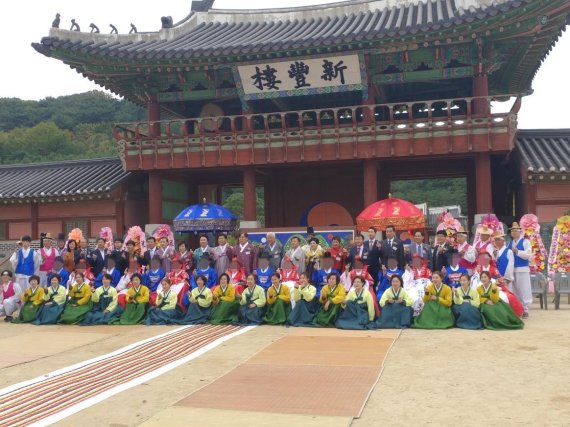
left=113, top=95, right=517, bottom=169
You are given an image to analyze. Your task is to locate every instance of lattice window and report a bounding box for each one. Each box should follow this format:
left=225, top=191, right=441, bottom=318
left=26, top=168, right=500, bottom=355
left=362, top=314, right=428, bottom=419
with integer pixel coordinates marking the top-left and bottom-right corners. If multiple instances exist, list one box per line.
left=0, top=223, right=6, bottom=240
left=64, top=220, right=88, bottom=239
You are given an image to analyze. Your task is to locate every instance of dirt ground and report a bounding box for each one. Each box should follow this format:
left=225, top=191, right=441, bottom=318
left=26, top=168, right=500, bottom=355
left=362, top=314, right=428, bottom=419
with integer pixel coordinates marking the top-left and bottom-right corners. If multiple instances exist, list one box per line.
left=0, top=302, right=568, bottom=426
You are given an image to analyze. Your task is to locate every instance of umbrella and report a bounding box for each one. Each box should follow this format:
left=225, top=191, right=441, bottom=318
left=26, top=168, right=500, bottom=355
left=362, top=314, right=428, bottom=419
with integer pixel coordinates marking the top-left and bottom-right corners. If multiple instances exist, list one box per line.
left=173, top=200, right=237, bottom=233
left=356, top=196, right=426, bottom=231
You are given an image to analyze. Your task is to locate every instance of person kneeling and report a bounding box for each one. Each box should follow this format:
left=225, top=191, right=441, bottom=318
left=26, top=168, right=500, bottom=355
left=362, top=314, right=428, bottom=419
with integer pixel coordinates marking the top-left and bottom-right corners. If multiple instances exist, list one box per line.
left=477, top=271, right=523, bottom=330
left=373, top=275, right=414, bottom=329
left=452, top=274, right=483, bottom=330
left=313, top=273, right=346, bottom=328
left=12, top=276, right=44, bottom=323
left=145, top=278, right=180, bottom=325
left=336, top=276, right=375, bottom=330
left=33, top=274, right=66, bottom=325
left=82, top=274, right=121, bottom=325
left=287, top=273, right=317, bottom=326
left=58, top=272, right=93, bottom=325
left=209, top=273, right=240, bottom=325
left=413, top=271, right=455, bottom=329
left=110, top=273, right=150, bottom=325
left=263, top=273, right=291, bottom=325
left=175, top=275, right=212, bottom=325
left=238, top=274, right=266, bottom=325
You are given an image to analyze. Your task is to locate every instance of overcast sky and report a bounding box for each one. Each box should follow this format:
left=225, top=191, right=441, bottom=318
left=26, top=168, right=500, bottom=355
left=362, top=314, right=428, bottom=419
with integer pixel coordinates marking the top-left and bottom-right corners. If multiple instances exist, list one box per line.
left=1, top=0, right=568, bottom=129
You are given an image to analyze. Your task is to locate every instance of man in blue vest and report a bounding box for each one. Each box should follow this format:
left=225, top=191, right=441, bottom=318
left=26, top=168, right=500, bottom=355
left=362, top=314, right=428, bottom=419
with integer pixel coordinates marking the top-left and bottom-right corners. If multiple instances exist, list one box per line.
left=9, top=235, right=41, bottom=291
left=491, top=231, right=514, bottom=285
left=508, top=222, right=532, bottom=319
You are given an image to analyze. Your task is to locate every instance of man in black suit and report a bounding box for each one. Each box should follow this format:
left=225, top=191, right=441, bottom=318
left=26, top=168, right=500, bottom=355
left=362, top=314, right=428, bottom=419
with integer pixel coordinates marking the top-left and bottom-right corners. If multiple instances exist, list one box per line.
left=347, top=233, right=366, bottom=268
left=379, top=225, right=406, bottom=269
left=363, top=227, right=381, bottom=286
left=143, top=236, right=159, bottom=267
left=110, top=237, right=128, bottom=274
left=88, top=238, right=107, bottom=277
left=432, top=230, right=452, bottom=272
left=407, top=230, right=433, bottom=270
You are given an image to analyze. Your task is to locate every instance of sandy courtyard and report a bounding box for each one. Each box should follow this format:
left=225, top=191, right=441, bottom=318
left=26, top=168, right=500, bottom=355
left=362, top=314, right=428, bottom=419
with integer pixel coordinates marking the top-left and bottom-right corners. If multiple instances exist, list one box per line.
left=0, top=302, right=568, bottom=426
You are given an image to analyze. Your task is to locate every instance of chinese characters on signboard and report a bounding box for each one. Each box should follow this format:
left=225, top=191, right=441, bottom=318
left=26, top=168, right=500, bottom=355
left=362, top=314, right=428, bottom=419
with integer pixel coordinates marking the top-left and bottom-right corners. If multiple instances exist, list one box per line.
left=237, top=55, right=362, bottom=97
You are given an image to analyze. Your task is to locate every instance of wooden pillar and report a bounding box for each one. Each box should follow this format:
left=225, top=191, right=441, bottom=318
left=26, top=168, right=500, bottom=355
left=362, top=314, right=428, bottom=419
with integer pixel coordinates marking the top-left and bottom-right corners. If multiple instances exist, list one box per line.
left=148, top=173, right=162, bottom=224
left=31, top=202, right=38, bottom=240
left=116, top=197, right=125, bottom=237
left=363, top=159, right=378, bottom=208
left=148, top=94, right=161, bottom=138
left=472, top=72, right=490, bottom=115
left=243, top=168, right=257, bottom=222
left=475, top=153, right=493, bottom=214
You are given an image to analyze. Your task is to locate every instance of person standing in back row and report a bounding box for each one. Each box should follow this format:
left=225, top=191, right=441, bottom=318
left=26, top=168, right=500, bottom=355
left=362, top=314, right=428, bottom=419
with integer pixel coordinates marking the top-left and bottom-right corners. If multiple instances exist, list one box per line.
left=379, top=225, right=406, bottom=270
left=507, top=222, right=532, bottom=319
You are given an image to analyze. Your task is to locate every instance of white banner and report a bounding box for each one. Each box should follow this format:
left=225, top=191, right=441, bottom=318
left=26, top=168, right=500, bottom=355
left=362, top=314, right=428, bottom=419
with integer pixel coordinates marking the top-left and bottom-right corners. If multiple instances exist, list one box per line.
left=237, top=54, right=362, bottom=95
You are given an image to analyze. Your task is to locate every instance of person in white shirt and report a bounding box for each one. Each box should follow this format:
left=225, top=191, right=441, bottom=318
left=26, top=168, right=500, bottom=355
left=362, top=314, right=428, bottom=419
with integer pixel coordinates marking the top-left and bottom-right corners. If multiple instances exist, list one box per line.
left=284, top=236, right=306, bottom=275
left=0, top=270, right=22, bottom=322
left=491, top=232, right=514, bottom=285
left=9, top=235, right=41, bottom=290
left=507, top=222, right=533, bottom=319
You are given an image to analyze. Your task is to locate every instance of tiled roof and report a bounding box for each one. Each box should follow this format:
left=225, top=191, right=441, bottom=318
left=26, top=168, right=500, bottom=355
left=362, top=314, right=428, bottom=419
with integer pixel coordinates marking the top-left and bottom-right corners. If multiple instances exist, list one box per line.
left=517, top=129, right=570, bottom=176
left=0, top=157, right=130, bottom=201
left=34, top=0, right=538, bottom=60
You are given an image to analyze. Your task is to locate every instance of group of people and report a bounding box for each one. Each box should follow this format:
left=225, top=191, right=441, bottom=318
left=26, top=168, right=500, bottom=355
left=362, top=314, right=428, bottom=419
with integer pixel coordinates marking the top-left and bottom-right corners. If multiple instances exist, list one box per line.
left=0, top=220, right=531, bottom=330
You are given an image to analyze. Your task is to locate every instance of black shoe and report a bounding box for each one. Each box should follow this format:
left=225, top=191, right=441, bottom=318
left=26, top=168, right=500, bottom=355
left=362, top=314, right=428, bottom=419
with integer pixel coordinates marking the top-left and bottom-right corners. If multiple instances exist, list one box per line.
left=4, top=316, right=13, bottom=322
left=522, top=312, right=529, bottom=319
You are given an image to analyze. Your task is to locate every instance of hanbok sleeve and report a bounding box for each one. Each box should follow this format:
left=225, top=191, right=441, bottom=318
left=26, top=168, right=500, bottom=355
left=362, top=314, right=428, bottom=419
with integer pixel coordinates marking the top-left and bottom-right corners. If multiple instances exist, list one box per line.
left=422, top=284, right=433, bottom=303
left=452, top=288, right=463, bottom=305
left=331, top=286, right=346, bottom=304
left=438, top=286, right=452, bottom=307
left=516, top=240, right=532, bottom=261
left=198, top=289, right=212, bottom=308
left=254, top=287, right=266, bottom=307
left=106, top=288, right=119, bottom=312
left=92, top=288, right=101, bottom=303
left=402, top=289, right=414, bottom=307
left=240, top=290, right=248, bottom=306
left=379, top=289, right=391, bottom=307
left=300, top=286, right=316, bottom=302
left=76, top=286, right=92, bottom=306
left=365, top=291, right=375, bottom=321
left=266, top=287, right=277, bottom=305
left=278, top=286, right=291, bottom=303
left=33, top=288, right=45, bottom=305
left=136, top=287, right=150, bottom=304
left=469, top=289, right=480, bottom=308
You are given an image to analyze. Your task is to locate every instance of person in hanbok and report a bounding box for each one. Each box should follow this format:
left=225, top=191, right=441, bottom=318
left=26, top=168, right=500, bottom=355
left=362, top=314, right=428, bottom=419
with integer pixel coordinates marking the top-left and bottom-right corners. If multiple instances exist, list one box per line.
left=81, top=274, right=121, bottom=325
left=32, top=274, right=66, bottom=325
left=110, top=273, right=150, bottom=325
left=232, top=232, right=257, bottom=275
left=287, top=273, right=317, bottom=326
left=259, top=232, right=284, bottom=271
left=143, top=256, right=166, bottom=293
left=313, top=273, right=346, bottom=327
left=284, top=236, right=306, bottom=275
left=10, top=235, right=41, bottom=291
left=191, top=255, right=218, bottom=289
left=156, top=237, right=174, bottom=273
left=329, top=236, right=348, bottom=273
left=212, top=234, right=232, bottom=278
left=226, top=257, right=246, bottom=295
left=145, top=278, right=180, bottom=325
left=305, top=238, right=324, bottom=284
left=403, top=254, right=432, bottom=317
left=172, top=241, right=193, bottom=277
left=12, top=275, right=44, bottom=323
left=452, top=274, right=482, bottom=330
left=58, top=272, right=93, bottom=324
left=373, top=275, right=414, bottom=329
left=263, top=273, right=291, bottom=325
left=477, top=271, right=524, bottom=330
left=254, top=255, right=274, bottom=292
left=455, top=228, right=476, bottom=274
left=377, top=255, right=404, bottom=299
left=38, top=233, right=56, bottom=286
left=209, top=273, right=239, bottom=325
left=1, top=270, right=22, bottom=322
left=279, top=257, right=299, bottom=308
left=193, top=235, right=213, bottom=267
left=443, top=250, right=469, bottom=289
left=413, top=271, right=455, bottom=329
left=507, top=222, right=533, bottom=319
left=176, top=275, right=213, bottom=324
left=474, top=225, right=494, bottom=256
left=238, top=273, right=266, bottom=325
left=336, top=276, right=375, bottom=330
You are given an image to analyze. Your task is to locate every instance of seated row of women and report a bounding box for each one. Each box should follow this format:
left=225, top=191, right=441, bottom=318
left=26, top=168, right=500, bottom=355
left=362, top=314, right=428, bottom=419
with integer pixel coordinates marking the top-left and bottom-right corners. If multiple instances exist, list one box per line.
left=12, top=269, right=523, bottom=331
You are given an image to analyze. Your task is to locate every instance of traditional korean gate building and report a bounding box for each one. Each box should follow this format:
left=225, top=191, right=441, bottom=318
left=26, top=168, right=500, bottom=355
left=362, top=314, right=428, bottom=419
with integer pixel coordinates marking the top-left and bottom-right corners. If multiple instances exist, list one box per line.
left=31, top=0, right=570, bottom=229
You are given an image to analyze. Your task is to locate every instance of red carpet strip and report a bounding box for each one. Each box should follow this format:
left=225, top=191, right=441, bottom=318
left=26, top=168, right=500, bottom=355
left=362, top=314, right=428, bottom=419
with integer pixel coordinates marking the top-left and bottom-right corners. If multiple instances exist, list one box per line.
left=0, top=324, right=251, bottom=427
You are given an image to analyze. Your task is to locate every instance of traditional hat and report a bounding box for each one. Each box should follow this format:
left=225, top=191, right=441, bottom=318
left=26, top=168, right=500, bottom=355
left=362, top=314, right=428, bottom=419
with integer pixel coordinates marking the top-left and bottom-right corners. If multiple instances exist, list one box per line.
left=44, top=233, right=53, bottom=240
left=307, top=226, right=315, bottom=235
left=57, top=233, right=66, bottom=241
left=509, top=222, right=522, bottom=230
left=435, top=230, right=447, bottom=236
left=492, top=230, right=505, bottom=240
left=477, top=225, right=493, bottom=235
left=323, top=252, right=332, bottom=259
left=456, top=226, right=470, bottom=235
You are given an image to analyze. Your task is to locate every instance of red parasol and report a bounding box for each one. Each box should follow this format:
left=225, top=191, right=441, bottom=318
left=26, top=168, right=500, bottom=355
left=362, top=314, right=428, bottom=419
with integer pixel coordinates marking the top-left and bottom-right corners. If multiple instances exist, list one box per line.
left=356, top=196, right=426, bottom=231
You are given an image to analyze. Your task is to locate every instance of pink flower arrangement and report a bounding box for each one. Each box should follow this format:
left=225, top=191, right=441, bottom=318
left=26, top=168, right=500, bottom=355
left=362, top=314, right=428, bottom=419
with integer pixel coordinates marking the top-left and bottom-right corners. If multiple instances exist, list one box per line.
left=520, top=214, right=547, bottom=273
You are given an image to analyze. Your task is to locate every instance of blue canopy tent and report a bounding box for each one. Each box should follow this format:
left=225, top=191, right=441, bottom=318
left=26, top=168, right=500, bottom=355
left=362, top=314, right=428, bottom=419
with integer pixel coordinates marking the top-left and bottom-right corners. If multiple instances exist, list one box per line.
left=173, top=201, right=237, bottom=233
